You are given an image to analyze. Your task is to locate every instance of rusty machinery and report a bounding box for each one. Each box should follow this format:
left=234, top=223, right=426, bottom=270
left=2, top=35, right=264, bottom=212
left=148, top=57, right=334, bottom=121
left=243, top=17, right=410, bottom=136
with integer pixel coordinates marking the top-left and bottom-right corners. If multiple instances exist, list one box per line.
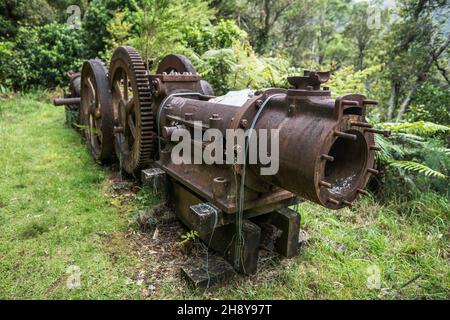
left=53, top=71, right=81, bottom=129
left=54, top=46, right=388, bottom=276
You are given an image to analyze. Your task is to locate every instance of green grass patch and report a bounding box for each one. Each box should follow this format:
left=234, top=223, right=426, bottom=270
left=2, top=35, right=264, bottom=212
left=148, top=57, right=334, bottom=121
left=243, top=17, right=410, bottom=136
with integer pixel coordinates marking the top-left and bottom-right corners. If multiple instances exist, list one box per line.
left=0, top=94, right=141, bottom=299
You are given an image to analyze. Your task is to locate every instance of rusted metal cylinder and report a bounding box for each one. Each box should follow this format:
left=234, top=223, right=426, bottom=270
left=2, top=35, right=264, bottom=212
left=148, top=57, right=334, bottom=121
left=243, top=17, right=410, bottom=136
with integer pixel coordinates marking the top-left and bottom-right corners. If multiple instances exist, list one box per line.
left=159, top=88, right=375, bottom=210
left=249, top=93, right=375, bottom=209
left=162, top=96, right=236, bottom=134
left=53, top=97, right=81, bottom=106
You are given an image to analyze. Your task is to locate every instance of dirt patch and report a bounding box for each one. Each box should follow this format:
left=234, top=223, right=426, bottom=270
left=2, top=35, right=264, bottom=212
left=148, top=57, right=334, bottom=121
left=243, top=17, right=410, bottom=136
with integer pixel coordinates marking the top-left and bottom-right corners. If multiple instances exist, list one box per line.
left=105, top=175, right=209, bottom=294
left=45, top=274, right=66, bottom=295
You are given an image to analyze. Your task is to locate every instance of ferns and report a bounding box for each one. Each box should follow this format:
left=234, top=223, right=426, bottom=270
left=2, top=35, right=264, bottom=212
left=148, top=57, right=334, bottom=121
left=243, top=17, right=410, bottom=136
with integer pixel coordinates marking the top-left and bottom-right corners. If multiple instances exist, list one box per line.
left=373, top=119, right=449, bottom=205
left=327, top=64, right=384, bottom=97
left=379, top=121, right=450, bottom=135
left=376, top=134, right=447, bottom=180
left=375, top=135, right=404, bottom=162
left=387, top=160, right=447, bottom=179
left=195, top=41, right=295, bottom=94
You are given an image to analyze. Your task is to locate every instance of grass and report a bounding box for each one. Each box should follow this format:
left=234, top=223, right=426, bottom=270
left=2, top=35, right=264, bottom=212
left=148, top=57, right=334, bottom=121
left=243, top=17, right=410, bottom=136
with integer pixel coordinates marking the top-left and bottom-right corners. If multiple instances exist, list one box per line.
left=0, top=93, right=141, bottom=299
left=0, top=93, right=448, bottom=299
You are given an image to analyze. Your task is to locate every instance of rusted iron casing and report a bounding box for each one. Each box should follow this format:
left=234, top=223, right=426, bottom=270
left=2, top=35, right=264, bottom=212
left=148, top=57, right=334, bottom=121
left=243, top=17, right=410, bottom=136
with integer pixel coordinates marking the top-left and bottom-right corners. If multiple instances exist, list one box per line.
left=156, top=71, right=378, bottom=211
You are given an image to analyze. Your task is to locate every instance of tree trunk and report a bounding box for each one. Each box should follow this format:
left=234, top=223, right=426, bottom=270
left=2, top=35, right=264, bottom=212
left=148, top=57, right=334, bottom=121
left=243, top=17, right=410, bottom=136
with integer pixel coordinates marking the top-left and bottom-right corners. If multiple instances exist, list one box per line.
left=396, top=87, right=415, bottom=122
left=357, top=50, right=364, bottom=71
left=387, top=83, right=398, bottom=120
left=357, top=39, right=366, bottom=70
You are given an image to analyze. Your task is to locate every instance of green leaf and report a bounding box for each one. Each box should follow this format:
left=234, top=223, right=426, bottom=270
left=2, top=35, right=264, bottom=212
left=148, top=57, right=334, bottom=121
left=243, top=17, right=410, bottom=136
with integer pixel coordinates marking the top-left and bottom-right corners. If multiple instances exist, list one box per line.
left=388, top=160, right=447, bottom=179
left=378, top=121, right=450, bottom=136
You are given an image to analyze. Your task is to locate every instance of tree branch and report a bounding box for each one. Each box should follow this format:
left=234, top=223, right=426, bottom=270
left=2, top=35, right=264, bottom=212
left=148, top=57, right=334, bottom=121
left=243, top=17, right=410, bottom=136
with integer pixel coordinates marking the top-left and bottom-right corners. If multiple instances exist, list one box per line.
left=396, top=36, right=450, bottom=121
left=433, top=58, right=450, bottom=85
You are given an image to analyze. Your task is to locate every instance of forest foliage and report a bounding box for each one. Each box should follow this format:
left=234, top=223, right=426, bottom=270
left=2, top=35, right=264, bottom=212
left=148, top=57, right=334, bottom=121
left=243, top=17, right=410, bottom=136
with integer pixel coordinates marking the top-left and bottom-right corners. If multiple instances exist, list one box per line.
left=0, top=0, right=449, bottom=201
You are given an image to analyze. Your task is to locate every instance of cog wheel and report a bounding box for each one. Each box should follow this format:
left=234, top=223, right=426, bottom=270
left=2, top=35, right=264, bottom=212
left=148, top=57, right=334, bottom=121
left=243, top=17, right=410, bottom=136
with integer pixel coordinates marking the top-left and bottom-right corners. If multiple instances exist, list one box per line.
left=156, top=54, right=215, bottom=96
left=156, top=54, right=197, bottom=74
left=109, top=46, right=155, bottom=174
left=80, top=59, right=115, bottom=163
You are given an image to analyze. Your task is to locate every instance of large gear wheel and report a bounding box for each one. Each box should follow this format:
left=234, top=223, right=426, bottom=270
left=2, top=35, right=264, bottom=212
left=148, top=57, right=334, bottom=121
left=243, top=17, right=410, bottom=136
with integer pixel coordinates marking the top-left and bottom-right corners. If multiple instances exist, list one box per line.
left=156, top=54, right=197, bottom=74
left=156, top=54, right=215, bottom=96
left=80, top=59, right=115, bottom=163
left=109, top=46, right=155, bottom=174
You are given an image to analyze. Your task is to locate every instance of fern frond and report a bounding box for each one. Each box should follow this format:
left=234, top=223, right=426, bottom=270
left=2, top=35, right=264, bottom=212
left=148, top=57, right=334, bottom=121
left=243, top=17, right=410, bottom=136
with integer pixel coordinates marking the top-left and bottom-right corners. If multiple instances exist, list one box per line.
left=375, top=135, right=404, bottom=161
left=394, top=133, right=425, bottom=142
left=378, top=121, right=449, bottom=135
left=388, top=160, right=447, bottom=179
left=431, top=147, right=450, bottom=156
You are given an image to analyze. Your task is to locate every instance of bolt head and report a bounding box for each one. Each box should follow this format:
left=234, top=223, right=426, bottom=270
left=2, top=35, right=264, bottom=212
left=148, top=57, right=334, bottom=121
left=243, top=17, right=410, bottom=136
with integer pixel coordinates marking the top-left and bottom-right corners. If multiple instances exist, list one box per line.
left=240, top=119, right=249, bottom=129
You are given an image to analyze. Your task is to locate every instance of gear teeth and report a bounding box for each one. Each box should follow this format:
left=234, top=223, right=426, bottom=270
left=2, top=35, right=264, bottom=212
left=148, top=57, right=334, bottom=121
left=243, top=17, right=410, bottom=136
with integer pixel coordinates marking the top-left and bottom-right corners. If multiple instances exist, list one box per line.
left=109, top=46, right=155, bottom=174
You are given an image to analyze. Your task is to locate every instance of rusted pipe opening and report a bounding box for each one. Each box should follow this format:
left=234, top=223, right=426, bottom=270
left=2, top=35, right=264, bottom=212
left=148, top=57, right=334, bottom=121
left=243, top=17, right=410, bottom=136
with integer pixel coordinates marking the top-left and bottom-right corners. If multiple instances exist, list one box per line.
left=324, top=130, right=367, bottom=199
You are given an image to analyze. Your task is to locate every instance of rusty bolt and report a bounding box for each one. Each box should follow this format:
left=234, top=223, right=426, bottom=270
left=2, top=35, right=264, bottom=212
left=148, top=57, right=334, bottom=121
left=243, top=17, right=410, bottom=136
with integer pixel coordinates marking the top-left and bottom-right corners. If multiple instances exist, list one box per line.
left=363, top=99, right=378, bottom=106
left=364, top=128, right=391, bottom=137
left=240, top=119, right=249, bottom=129
left=357, top=189, right=370, bottom=196
left=319, top=180, right=332, bottom=188
left=334, top=131, right=357, bottom=140
left=327, top=198, right=340, bottom=205
left=321, top=154, right=335, bottom=162
left=350, top=121, right=373, bottom=128
left=369, top=145, right=382, bottom=151
left=343, top=200, right=353, bottom=208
